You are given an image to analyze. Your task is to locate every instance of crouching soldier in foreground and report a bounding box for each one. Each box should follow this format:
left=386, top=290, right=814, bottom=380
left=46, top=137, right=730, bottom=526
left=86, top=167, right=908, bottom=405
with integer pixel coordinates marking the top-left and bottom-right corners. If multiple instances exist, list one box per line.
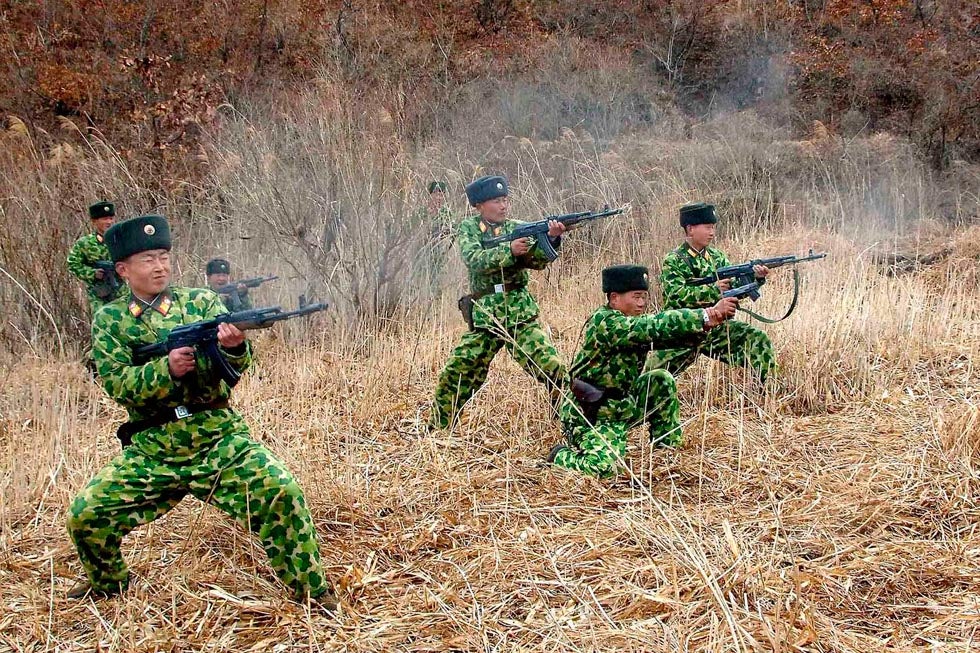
left=66, top=215, right=338, bottom=610
left=547, top=265, right=737, bottom=477
left=429, top=175, right=568, bottom=430
left=648, top=202, right=775, bottom=382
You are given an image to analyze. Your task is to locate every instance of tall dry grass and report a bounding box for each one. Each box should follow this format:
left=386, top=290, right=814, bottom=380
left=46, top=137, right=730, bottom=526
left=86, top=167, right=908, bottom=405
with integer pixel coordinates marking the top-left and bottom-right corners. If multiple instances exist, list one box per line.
left=1, top=95, right=979, bottom=650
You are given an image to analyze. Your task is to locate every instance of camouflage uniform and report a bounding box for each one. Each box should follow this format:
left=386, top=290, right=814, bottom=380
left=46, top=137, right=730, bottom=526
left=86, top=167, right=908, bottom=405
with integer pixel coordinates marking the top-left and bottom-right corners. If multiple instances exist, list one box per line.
left=551, top=305, right=705, bottom=477
left=67, top=287, right=329, bottom=599
left=648, top=244, right=776, bottom=381
left=218, top=287, right=253, bottom=311
left=66, top=233, right=123, bottom=314
left=430, top=215, right=567, bottom=429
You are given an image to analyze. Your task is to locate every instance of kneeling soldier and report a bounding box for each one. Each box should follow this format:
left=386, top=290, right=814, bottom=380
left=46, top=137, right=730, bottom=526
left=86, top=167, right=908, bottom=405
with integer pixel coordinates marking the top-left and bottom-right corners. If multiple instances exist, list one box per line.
left=66, top=215, right=337, bottom=609
left=648, top=202, right=776, bottom=382
left=430, top=175, right=568, bottom=429
left=547, top=265, right=737, bottom=477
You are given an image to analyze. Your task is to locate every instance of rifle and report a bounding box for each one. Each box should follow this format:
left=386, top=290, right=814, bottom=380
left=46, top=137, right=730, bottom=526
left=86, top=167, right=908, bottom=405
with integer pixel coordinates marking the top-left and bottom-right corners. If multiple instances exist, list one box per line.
left=131, top=303, right=327, bottom=387
left=480, top=206, right=628, bottom=262
left=213, top=275, right=279, bottom=295
left=706, top=250, right=827, bottom=323
left=685, top=250, right=827, bottom=288
left=92, top=260, right=121, bottom=300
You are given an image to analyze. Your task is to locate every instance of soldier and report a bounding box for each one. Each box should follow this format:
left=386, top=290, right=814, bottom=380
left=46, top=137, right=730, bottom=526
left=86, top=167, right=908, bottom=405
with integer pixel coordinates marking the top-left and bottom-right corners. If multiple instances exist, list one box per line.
left=429, top=175, right=568, bottom=430
left=648, top=202, right=776, bottom=382
left=423, top=180, right=454, bottom=239
left=66, top=215, right=338, bottom=610
left=206, top=258, right=253, bottom=311
left=547, top=265, right=738, bottom=477
left=67, top=201, right=125, bottom=314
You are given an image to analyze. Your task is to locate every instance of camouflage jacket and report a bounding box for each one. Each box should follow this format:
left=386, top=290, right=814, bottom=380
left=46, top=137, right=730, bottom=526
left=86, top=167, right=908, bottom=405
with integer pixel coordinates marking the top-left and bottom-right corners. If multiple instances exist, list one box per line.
left=570, top=305, right=705, bottom=396
left=66, top=233, right=123, bottom=302
left=218, top=288, right=253, bottom=311
left=457, top=215, right=558, bottom=331
left=660, top=243, right=731, bottom=310
left=92, top=287, right=253, bottom=456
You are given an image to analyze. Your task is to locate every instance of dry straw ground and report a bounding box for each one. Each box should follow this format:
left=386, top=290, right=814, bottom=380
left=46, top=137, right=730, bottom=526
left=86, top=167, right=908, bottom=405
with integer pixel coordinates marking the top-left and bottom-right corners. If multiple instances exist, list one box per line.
left=2, top=223, right=979, bottom=651
left=1, top=112, right=979, bottom=650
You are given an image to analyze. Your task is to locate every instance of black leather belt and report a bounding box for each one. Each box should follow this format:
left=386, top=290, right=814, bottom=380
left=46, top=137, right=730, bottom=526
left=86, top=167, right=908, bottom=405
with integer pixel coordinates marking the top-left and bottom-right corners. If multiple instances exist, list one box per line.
left=116, top=400, right=231, bottom=447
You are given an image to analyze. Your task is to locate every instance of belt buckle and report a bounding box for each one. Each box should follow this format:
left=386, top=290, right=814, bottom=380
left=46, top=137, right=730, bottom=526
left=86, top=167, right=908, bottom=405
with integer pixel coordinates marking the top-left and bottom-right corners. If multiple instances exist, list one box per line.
left=494, top=283, right=505, bottom=294
left=174, top=405, right=190, bottom=419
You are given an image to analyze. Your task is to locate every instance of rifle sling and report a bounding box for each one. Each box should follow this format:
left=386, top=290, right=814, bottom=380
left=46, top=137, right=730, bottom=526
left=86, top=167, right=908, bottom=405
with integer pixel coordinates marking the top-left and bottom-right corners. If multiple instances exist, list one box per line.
left=116, top=399, right=231, bottom=447
left=737, top=267, right=801, bottom=324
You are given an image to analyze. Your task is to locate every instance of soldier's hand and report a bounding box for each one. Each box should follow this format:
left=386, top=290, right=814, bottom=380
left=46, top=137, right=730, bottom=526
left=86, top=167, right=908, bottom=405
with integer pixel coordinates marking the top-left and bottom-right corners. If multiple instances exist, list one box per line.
left=94, top=269, right=105, bottom=280
left=753, top=264, right=770, bottom=278
left=168, top=346, right=197, bottom=378
left=715, top=278, right=732, bottom=292
left=714, top=296, right=739, bottom=320
left=511, top=237, right=532, bottom=256
left=217, top=322, right=246, bottom=349
left=547, top=220, right=567, bottom=238
left=237, top=283, right=248, bottom=293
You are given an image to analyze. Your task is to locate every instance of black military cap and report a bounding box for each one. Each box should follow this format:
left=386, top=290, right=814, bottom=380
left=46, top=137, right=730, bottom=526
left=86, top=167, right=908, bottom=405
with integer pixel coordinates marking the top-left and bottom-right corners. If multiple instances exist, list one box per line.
left=105, top=215, right=172, bottom=262
left=206, top=258, right=231, bottom=275
left=89, top=201, right=115, bottom=219
left=679, top=202, right=718, bottom=228
left=465, top=175, right=508, bottom=207
left=428, top=181, right=448, bottom=194
left=602, top=264, right=650, bottom=294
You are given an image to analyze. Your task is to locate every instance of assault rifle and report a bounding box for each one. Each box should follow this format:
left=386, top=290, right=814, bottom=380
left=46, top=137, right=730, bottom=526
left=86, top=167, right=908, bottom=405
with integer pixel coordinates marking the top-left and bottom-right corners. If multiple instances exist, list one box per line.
left=132, top=303, right=327, bottom=387
left=213, top=275, right=278, bottom=295
left=480, top=206, right=627, bottom=262
left=685, top=250, right=827, bottom=289
left=92, top=260, right=121, bottom=300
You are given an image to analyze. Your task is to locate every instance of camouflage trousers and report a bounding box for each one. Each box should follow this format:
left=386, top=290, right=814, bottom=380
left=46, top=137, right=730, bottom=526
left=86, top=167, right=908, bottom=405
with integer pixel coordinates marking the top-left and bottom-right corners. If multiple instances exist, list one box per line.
left=67, top=429, right=328, bottom=599
left=551, top=369, right=680, bottom=478
left=647, top=320, right=776, bottom=382
left=430, top=320, right=567, bottom=429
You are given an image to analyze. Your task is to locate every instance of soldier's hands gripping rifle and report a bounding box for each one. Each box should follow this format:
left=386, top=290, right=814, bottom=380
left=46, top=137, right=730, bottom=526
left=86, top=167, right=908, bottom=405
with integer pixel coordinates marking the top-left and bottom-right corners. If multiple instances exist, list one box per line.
left=213, top=275, right=279, bottom=295
left=701, top=250, right=827, bottom=323
left=480, top=206, right=628, bottom=262
left=686, top=250, right=827, bottom=289
left=92, top=260, right=121, bottom=300
left=131, top=303, right=327, bottom=387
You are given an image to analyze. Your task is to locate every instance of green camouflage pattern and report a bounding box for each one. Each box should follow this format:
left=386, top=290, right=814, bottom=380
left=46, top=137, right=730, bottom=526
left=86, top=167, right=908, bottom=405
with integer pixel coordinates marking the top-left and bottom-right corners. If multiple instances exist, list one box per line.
left=458, top=215, right=554, bottom=331
left=430, top=321, right=566, bottom=429
left=70, top=286, right=328, bottom=599
left=430, top=216, right=566, bottom=429
left=551, top=304, right=705, bottom=477
left=660, top=244, right=730, bottom=310
left=218, top=287, right=254, bottom=311
left=646, top=320, right=776, bottom=381
left=653, top=243, right=776, bottom=381
left=66, top=233, right=124, bottom=313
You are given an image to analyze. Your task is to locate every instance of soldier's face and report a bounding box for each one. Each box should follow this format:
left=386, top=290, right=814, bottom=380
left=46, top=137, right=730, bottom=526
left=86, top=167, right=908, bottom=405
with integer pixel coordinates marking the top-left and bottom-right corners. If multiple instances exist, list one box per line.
left=429, top=190, right=446, bottom=209
left=208, top=272, right=230, bottom=288
left=686, top=223, right=715, bottom=249
left=92, top=216, right=114, bottom=235
left=118, top=249, right=171, bottom=297
left=609, top=290, right=649, bottom=316
left=477, top=196, right=509, bottom=223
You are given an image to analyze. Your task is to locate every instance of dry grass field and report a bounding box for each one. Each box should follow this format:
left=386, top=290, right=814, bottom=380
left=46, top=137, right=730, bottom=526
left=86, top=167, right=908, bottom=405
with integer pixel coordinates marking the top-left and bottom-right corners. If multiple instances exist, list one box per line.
left=1, top=217, right=978, bottom=651
left=1, top=102, right=979, bottom=650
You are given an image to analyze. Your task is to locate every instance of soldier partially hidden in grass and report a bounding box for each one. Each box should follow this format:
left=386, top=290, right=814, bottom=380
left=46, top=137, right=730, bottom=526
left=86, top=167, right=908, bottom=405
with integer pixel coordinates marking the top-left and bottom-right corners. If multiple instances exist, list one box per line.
left=429, top=175, right=568, bottom=430
left=67, top=201, right=125, bottom=315
left=205, top=258, right=253, bottom=311
left=547, top=265, right=738, bottom=477
left=648, top=202, right=776, bottom=382
left=66, top=215, right=338, bottom=610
